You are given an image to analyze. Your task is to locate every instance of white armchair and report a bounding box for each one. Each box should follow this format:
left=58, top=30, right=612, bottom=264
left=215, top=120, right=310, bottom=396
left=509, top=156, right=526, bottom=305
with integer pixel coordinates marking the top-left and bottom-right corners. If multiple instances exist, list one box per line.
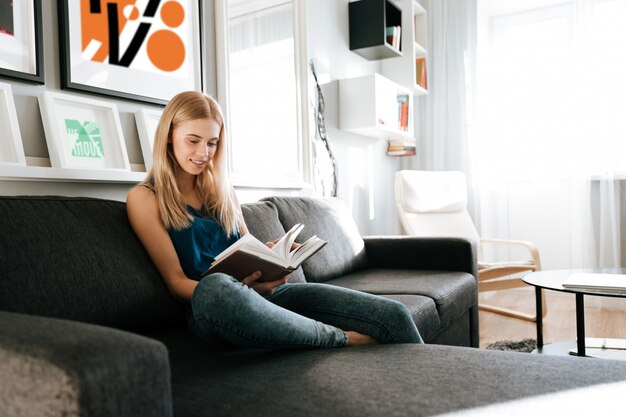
left=394, top=170, right=546, bottom=321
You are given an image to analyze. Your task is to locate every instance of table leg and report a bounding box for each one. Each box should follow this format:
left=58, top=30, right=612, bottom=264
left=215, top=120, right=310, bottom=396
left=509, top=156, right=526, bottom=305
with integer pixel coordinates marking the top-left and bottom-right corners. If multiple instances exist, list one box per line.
left=535, top=286, right=543, bottom=348
left=575, top=293, right=585, bottom=357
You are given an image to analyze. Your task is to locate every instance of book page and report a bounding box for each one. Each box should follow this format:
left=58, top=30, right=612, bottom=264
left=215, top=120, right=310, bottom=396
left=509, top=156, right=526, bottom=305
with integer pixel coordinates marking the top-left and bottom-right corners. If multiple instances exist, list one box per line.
left=272, top=223, right=303, bottom=260
left=288, top=235, right=327, bottom=268
left=213, top=233, right=281, bottom=264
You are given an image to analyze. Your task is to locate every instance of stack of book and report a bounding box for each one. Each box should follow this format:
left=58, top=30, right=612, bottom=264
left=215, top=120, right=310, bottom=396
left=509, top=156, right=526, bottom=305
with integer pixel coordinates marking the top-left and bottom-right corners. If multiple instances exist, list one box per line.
left=387, top=138, right=416, bottom=156
left=397, top=94, right=409, bottom=131
left=386, top=25, right=402, bottom=51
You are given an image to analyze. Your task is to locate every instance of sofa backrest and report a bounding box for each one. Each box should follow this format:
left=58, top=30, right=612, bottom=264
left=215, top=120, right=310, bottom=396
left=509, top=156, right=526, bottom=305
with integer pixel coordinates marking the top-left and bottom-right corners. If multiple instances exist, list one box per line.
left=0, top=196, right=186, bottom=333
left=262, top=196, right=368, bottom=282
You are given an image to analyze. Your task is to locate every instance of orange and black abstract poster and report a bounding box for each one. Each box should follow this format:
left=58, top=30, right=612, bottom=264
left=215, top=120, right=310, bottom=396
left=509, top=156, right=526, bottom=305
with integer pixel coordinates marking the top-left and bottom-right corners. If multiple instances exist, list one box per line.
left=80, top=0, right=186, bottom=72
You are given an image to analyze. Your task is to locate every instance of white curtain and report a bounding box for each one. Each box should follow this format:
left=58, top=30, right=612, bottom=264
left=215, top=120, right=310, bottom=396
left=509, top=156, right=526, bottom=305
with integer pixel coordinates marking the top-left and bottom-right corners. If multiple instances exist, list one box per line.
left=403, top=0, right=478, bottom=214
left=406, top=0, right=476, bottom=172
left=475, top=0, right=626, bottom=308
left=409, top=0, right=626, bottom=309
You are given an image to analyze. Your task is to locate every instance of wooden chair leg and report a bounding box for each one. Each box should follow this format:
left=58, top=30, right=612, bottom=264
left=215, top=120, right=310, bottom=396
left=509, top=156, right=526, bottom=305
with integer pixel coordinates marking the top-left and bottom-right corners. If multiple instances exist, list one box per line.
left=479, top=289, right=547, bottom=322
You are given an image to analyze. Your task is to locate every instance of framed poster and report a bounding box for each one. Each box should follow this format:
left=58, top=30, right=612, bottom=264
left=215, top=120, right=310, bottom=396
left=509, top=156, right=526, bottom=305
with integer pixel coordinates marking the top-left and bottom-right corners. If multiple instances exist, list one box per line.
left=58, top=0, right=203, bottom=105
left=38, top=90, right=130, bottom=171
left=0, top=82, right=27, bottom=165
left=0, top=0, right=44, bottom=84
left=134, top=107, right=162, bottom=170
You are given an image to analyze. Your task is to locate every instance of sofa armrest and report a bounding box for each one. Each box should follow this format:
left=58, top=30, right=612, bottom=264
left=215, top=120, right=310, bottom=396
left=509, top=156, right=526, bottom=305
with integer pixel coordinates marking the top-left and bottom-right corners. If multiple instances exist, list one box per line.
left=0, top=311, right=173, bottom=417
left=363, top=236, right=478, bottom=279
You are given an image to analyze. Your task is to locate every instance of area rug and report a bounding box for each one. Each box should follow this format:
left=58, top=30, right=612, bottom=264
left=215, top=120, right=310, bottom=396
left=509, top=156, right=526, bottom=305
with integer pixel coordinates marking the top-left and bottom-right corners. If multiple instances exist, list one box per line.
left=485, top=338, right=537, bottom=352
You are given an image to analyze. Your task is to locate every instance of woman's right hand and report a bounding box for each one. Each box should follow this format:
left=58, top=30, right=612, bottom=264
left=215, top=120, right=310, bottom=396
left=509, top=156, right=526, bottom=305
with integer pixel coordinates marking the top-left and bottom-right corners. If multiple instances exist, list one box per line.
left=241, top=270, right=289, bottom=296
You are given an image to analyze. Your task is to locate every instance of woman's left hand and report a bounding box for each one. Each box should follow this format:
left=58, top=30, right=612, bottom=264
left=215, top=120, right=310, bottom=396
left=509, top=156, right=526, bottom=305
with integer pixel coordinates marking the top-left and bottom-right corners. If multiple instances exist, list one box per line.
left=240, top=270, right=289, bottom=296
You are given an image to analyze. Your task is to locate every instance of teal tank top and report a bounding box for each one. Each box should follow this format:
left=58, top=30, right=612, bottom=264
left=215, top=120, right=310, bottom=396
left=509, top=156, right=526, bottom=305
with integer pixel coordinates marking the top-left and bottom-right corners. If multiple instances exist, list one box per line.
left=168, top=206, right=240, bottom=281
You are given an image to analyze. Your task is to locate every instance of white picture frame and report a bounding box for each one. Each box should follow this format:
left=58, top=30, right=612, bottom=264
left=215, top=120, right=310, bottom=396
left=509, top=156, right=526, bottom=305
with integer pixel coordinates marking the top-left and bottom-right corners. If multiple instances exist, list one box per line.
left=0, top=0, right=44, bottom=84
left=38, top=91, right=130, bottom=171
left=0, top=81, right=27, bottom=165
left=134, top=108, right=163, bottom=171
left=58, top=0, right=203, bottom=105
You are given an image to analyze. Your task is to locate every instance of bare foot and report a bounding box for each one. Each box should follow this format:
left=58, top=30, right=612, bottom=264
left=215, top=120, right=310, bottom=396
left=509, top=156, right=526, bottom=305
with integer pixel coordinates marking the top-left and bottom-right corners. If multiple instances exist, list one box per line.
left=345, top=331, right=379, bottom=346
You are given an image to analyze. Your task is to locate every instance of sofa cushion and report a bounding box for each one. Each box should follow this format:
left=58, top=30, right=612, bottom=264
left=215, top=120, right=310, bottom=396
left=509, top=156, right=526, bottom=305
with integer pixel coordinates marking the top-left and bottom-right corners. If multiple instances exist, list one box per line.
left=262, top=196, right=368, bottom=282
left=326, top=270, right=476, bottom=331
left=241, top=201, right=306, bottom=283
left=0, top=196, right=185, bottom=332
left=148, top=328, right=626, bottom=417
left=379, top=294, right=440, bottom=342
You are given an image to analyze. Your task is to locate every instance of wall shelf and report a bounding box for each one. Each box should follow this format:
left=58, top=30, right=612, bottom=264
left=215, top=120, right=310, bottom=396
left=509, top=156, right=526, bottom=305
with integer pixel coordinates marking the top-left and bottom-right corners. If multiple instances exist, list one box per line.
left=382, top=0, right=428, bottom=95
left=0, top=158, right=146, bottom=183
left=349, top=0, right=403, bottom=60
left=339, top=73, right=414, bottom=140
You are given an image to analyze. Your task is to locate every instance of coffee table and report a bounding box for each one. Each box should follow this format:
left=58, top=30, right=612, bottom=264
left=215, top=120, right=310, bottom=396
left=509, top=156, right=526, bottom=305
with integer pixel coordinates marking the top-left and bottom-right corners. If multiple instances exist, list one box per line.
left=523, top=269, right=626, bottom=359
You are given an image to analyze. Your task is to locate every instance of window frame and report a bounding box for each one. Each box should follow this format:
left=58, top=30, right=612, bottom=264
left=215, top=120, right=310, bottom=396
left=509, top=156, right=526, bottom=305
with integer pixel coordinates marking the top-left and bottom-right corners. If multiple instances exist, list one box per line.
left=214, top=0, right=312, bottom=189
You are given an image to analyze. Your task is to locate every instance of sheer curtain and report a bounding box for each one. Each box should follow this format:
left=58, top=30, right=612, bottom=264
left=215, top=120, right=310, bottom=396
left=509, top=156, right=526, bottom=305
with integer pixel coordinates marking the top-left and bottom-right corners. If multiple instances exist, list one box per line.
left=409, top=0, right=626, bottom=309
left=403, top=0, right=478, bottom=213
left=476, top=0, right=626, bottom=308
left=406, top=0, right=476, bottom=172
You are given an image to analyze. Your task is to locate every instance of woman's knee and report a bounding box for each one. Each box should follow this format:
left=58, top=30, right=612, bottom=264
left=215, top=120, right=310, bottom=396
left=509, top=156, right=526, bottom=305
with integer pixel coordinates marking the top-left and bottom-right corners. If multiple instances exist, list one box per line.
left=191, top=273, right=240, bottom=317
left=380, top=298, right=422, bottom=343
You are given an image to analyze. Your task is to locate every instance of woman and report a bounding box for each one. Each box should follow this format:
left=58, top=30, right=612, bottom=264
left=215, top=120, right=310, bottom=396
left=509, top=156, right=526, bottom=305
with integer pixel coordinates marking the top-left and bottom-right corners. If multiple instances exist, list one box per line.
left=127, top=91, right=423, bottom=349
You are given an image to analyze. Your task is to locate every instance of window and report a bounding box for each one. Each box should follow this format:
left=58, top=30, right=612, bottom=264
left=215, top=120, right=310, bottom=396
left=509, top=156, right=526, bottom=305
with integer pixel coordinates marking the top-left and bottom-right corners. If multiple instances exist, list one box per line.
left=477, top=0, right=626, bottom=181
left=215, top=0, right=310, bottom=188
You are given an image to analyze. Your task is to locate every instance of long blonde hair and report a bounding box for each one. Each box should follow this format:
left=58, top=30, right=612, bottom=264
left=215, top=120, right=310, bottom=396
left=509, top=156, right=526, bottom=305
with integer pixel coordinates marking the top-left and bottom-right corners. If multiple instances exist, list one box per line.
left=142, top=91, right=240, bottom=235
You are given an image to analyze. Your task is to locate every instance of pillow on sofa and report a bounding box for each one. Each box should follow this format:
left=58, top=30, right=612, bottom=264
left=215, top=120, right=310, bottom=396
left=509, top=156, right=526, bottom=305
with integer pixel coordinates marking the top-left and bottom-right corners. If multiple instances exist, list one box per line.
left=261, top=196, right=368, bottom=282
left=241, top=201, right=306, bottom=283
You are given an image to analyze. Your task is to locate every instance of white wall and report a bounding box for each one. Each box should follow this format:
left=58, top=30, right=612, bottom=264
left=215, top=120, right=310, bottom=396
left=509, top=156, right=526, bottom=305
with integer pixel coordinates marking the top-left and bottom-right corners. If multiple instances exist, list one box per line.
left=307, top=0, right=405, bottom=235
left=1, top=0, right=217, bottom=201
left=2, top=0, right=406, bottom=234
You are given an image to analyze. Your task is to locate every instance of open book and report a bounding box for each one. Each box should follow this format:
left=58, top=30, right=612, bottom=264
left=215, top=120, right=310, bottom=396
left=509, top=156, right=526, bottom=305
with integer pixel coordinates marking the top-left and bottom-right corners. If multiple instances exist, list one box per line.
left=562, top=273, right=626, bottom=293
left=202, top=223, right=327, bottom=282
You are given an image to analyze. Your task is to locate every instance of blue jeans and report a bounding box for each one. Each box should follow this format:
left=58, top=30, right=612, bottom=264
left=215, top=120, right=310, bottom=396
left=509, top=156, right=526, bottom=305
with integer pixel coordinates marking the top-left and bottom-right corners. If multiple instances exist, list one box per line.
left=187, top=273, right=423, bottom=349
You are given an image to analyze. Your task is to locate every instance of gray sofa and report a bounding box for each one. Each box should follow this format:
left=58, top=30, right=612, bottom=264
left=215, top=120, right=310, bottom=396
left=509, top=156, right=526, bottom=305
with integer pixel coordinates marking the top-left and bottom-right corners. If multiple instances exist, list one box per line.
left=1, top=195, right=626, bottom=417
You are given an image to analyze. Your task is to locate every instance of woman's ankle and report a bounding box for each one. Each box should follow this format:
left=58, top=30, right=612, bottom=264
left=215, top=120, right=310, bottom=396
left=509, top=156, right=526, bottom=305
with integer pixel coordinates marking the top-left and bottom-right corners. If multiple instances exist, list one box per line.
left=345, top=331, right=379, bottom=346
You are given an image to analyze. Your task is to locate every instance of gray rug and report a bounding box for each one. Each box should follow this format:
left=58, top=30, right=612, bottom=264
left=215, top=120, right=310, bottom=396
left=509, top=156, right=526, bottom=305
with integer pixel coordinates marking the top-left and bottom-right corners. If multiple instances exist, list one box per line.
left=485, top=338, right=537, bottom=352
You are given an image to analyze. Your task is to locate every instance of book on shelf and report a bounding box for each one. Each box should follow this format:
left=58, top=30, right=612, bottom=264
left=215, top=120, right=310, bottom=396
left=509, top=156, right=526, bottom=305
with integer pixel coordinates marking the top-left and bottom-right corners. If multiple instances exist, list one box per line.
left=396, top=94, right=410, bottom=131
left=388, top=137, right=416, bottom=147
left=561, top=273, right=626, bottom=293
left=387, top=145, right=417, bottom=152
left=202, top=223, right=327, bottom=282
left=415, top=58, right=427, bottom=89
left=386, top=25, right=402, bottom=51
left=387, top=149, right=416, bottom=156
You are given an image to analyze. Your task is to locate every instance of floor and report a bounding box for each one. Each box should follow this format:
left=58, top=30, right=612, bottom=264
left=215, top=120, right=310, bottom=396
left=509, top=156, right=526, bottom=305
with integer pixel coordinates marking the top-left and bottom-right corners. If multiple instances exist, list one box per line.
left=478, top=288, right=626, bottom=349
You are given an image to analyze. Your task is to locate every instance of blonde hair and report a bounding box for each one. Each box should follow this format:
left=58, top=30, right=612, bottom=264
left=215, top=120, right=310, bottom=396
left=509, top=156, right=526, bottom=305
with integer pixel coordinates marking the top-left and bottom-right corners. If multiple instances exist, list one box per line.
left=142, top=91, right=240, bottom=235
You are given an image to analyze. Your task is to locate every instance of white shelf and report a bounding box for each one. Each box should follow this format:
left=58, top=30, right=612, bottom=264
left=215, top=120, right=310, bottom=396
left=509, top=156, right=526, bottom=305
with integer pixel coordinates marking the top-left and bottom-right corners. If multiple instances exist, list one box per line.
left=382, top=0, right=428, bottom=95
left=0, top=158, right=146, bottom=183
left=339, top=73, right=414, bottom=140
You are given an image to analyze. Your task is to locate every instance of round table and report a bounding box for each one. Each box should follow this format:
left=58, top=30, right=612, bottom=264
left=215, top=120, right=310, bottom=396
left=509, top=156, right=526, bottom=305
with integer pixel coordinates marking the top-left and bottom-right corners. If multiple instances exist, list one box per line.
left=522, top=268, right=626, bottom=358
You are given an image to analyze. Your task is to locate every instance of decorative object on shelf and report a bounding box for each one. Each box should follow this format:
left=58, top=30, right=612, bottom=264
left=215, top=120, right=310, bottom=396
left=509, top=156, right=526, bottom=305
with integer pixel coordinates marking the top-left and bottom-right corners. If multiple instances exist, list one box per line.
left=0, top=82, right=27, bottom=166
left=58, top=0, right=203, bottom=105
left=309, top=61, right=337, bottom=197
left=387, top=137, right=416, bottom=156
left=0, top=0, right=44, bottom=84
left=348, top=0, right=403, bottom=60
left=38, top=90, right=130, bottom=171
left=135, top=108, right=163, bottom=171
